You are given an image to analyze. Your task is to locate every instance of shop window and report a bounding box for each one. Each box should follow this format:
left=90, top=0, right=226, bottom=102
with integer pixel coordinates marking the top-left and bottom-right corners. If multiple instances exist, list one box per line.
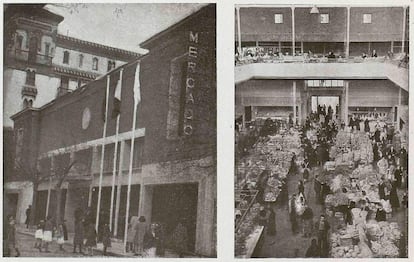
left=320, top=14, right=329, bottom=24
left=79, top=54, right=84, bottom=68
left=92, top=57, right=99, bottom=71
left=274, top=14, right=283, bottom=24
left=363, top=14, right=372, bottom=24
left=63, top=51, right=70, bottom=64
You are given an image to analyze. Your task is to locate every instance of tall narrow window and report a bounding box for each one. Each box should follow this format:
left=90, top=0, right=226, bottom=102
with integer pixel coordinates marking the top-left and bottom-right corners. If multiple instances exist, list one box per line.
left=107, top=60, right=115, bottom=71
left=45, top=43, right=50, bottom=57
left=79, top=54, right=84, bottom=68
left=16, top=34, right=24, bottom=49
left=26, top=70, right=36, bottom=86
left=63, top=51, right=70, bottom=64
left=92, top=57, right=99, bottom=70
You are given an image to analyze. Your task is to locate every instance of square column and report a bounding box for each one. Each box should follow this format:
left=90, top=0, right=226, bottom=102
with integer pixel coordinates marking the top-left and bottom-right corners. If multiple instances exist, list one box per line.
left=344, top=81, right=349, bottom=125
left=293, top=81, right=297, bottom=124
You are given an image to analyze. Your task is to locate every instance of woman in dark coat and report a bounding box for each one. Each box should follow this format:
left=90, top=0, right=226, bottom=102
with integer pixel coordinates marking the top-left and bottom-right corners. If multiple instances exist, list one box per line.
left=289, top=195, right=298, bottom=234
left=73, top=219, right=84, bottom=253
left=305, top=239, right=319, bottom=257
left=389, top=181, right=400, bottom=209
left=364, top=118, right=370, bottom=133
left=143, top=224, right=158, bottom=257
left=155, top=223, right=165, bottom=257
left=394, top=166, right=403, bottom=188
left=84, top=223, right=97, bottom=256
left=7, top=217, right=20, bottom=257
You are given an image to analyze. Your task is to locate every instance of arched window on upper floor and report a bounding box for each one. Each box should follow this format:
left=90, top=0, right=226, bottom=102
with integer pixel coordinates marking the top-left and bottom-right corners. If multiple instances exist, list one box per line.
left=79, top=54, right=84, bottom=68
left=92, top=57, right=99, bottom=71
left=63, top=51, right=70, bottom=64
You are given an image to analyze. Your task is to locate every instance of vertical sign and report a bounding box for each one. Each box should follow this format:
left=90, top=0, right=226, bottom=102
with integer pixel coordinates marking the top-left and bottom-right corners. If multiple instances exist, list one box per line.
left=183, top=31, right=199, bottom=136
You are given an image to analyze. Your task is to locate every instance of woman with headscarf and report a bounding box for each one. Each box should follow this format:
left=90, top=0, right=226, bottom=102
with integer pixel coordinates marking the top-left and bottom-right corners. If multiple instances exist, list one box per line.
left=126, top=216, right=138, bottom=253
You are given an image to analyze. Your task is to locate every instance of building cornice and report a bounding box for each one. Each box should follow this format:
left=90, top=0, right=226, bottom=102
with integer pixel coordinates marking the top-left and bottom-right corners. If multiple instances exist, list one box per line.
left=56, top=34, right=141, bottom=62
left=53, top=64, right=100, bottom=80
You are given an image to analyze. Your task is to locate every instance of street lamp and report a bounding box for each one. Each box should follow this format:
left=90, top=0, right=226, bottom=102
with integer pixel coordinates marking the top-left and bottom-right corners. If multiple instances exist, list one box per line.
left=310, top=6, right=319, bottom=14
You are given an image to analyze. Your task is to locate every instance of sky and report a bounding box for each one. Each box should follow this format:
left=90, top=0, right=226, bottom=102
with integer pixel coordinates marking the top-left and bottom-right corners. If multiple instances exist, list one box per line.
left=45, top=3, right=206, bottom=54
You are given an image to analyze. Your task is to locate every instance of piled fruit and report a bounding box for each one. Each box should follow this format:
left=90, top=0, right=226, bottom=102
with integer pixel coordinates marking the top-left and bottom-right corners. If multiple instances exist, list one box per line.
left=331, top=131, right=373, bottom=165
left=366, top=221, right=401, bottom=258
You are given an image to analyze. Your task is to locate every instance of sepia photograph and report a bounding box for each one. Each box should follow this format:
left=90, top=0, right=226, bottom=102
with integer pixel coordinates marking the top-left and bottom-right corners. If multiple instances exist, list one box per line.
left=234, top=4, right=408, bottom=258
left=3, top=3, right=216, bottom=258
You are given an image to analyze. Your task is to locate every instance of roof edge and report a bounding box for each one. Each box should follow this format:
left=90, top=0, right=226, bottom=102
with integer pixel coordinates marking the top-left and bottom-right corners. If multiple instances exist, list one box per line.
left=140, top=4, right=213, bottom=49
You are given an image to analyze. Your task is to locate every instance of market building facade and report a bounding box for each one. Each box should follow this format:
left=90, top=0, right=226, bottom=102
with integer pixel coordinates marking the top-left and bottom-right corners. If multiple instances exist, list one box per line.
left=7, top=4, right=216, bottom=257
left=3, top=4, right=141, bottom=219
left=235, top=4, right=408, bottom=259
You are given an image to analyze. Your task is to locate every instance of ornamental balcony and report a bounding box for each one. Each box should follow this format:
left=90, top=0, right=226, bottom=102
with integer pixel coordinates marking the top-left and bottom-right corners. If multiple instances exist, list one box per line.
left=21, top=85, right=38, bottom=98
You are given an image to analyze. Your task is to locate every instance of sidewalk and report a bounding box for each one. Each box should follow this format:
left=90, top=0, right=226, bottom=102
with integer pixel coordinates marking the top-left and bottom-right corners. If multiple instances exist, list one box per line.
left=16, top=224, right=196, bottom=258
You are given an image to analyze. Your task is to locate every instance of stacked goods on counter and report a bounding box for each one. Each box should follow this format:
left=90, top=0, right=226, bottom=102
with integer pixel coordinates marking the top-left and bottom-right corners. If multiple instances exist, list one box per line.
left=264, top=176, right=283, bottom=202
left=366, top=221, right=401, bottom=258
left=235, top=203, right=261, bottom=257
left=331, top=131, right=373, bottom=165
left=330, top=225, right=373, bottom=258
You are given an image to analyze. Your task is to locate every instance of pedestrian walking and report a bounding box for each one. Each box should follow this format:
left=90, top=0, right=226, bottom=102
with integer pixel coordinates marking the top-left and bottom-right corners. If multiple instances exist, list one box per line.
left=73, top=218, right=84, bottom=254
left=134, top=216, right=147, bottom=256
left=101, top=223, right=111, bottom=256
left=84, top=223, right=97, bottom=256
left=34, top=220, right=44, bottom=251
left=302, top=207, right=313, bottom=237
left=25, top=205, right=32, bottom=229
left=317, top=215, right=330, bottom=258
left=43, top=216, right=53, bottom=253
left=171, top=220, right=188, bottom=258
left=289, top=194, right=298, bottom=234
left=7, top=216, right=20, bottom=257
left=155, top=222, right=165, bottom=257
left=389, top=181, right=400, bottom=209
left=55, top=224, right=65, bottom=252
left=126, top=216, right=137, bottom=253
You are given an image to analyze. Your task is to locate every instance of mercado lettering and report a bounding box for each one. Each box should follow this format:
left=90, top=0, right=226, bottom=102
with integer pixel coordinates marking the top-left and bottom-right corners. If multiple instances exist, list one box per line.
left=183, top=31, right=199, bottom=136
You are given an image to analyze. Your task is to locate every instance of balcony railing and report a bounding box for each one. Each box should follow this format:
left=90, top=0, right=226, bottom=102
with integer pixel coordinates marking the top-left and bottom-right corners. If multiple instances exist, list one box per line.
left=6, top=48, right=53, bottom=66
left=235, top=52, right=408, bottom=69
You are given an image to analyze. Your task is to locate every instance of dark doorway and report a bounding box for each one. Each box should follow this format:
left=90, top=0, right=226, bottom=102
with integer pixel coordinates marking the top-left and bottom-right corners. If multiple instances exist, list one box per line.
left=151, top=183, right=198, bottom=252
left=35, top=189, right=67, bottom=224
left=91, top=185, right=140, bottom=239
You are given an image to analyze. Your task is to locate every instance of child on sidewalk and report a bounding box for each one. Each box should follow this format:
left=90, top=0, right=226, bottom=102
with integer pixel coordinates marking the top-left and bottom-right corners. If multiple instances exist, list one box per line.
left=34, top=220, right=44, bottom=251
left=55, top=224, right=65, bottom=252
